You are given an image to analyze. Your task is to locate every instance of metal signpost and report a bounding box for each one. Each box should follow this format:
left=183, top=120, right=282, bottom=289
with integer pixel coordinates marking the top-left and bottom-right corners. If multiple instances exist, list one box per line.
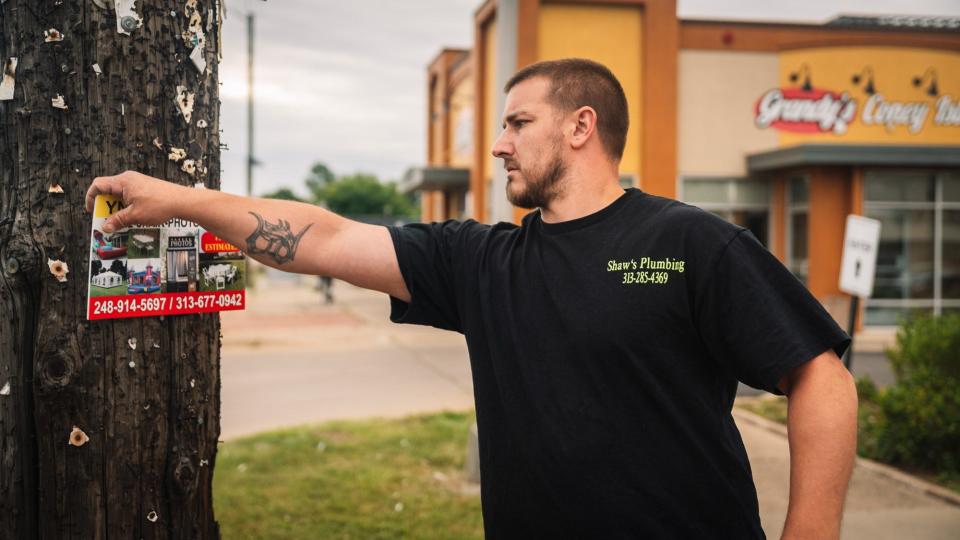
left=838, top=214, right=882, bottom=370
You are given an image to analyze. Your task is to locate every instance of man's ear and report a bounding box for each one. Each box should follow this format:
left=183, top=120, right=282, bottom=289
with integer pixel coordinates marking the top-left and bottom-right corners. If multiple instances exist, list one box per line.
left=569, top=106, right=597, bottom=150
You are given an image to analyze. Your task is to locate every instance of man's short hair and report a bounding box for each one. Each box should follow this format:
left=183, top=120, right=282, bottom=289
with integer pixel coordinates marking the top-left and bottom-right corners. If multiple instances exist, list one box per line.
left=505, top=58, right=629, bottom=161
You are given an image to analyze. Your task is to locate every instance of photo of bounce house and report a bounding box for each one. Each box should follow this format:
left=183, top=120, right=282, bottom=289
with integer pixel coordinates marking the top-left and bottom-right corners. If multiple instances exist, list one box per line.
left=128, top=263, right=161, bottom=294
left=92, top=231, right=127, bottom=259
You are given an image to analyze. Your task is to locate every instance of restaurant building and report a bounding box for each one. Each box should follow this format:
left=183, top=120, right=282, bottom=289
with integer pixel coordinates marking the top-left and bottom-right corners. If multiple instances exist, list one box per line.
left=402, top=0, right=960, bottom=326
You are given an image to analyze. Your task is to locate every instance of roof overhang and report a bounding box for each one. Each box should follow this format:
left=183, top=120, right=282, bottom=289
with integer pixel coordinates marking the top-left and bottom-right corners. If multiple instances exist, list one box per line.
left=400, top=166, right=470, bottom=194
left=747, top=144, right=960, bottom=172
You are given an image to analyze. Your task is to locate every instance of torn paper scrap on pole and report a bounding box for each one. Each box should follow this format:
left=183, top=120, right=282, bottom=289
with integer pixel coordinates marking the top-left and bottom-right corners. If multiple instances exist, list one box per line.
left=52, top=94, right=68, bottom=109
left=0, top=57, right=16, bottom=101
left=115, top=0, right=143, bottom=35
left=189, top=45, right=206, bottom=74
left=175, top=86, right=194, bottom=123
left=184, top=2, right=207, bottom=73
left=168, top=147, right=186, bottom=162
left=44, top=28, right=64, bottom=42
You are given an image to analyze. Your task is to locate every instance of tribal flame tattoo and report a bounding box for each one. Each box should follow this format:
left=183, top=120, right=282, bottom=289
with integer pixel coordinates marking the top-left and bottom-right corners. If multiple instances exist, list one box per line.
left=244, top=212, right=313, bottom=265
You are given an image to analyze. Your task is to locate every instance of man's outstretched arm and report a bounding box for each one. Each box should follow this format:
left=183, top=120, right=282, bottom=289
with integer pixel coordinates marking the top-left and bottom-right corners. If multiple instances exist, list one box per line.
left=84, top=171, right=411, bottom=301
left=776, top=350, right=858, bottom=540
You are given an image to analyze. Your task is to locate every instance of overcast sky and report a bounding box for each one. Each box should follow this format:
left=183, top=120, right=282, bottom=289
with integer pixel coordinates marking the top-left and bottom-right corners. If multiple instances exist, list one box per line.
left=218, top=0, right=960, bottom=197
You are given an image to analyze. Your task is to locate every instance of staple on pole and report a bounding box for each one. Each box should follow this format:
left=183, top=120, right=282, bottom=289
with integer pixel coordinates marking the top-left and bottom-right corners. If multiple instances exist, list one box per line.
left=69, top=426, right=89, bottom=447
left=47, top=259, right=69, bottom=282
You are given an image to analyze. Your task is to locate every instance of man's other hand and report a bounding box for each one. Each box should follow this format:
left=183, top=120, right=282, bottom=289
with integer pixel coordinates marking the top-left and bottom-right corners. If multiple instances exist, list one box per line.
left=85, top=171, right=185, bottom=232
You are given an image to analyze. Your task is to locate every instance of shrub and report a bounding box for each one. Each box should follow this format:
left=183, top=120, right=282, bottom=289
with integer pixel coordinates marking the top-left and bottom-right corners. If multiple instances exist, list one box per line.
left=868, top=314, right=960, bottom=474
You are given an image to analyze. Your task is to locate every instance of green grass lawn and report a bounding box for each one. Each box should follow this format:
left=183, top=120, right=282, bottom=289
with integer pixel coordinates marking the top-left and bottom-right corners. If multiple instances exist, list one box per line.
left=736, top=396, right=789, bottom=425
left=89, top=283, right=128, bottom=297
left=214, top=411, right=484, bottom=539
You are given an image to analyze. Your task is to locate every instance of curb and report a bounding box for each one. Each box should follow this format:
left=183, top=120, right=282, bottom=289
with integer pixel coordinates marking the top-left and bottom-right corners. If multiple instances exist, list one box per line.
left=731, top=407, right=960, bottom=508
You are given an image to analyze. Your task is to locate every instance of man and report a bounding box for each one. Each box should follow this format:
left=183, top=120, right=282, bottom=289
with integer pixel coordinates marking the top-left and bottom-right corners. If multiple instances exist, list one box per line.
left=87, top=58, right=857, bottom=539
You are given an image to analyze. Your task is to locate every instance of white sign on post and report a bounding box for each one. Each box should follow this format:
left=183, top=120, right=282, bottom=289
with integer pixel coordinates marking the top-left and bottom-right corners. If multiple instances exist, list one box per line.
left=839, top=215, right=881, bottom=298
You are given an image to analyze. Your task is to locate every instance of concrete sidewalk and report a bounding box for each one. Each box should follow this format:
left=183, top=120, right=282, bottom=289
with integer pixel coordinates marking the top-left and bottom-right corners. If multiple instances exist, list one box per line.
left=220, top=272, right=474, bottom=437
left=220, top=275, right=960, bottom=539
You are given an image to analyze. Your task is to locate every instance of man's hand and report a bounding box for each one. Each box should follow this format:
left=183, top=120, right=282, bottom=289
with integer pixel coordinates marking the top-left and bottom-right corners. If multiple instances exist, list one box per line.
left=85, top=171, right=186, bottom=232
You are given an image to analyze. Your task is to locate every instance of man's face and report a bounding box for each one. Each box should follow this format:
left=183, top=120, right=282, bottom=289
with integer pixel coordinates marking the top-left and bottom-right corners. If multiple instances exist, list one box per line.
left=491, top=77, right=568, bottom=209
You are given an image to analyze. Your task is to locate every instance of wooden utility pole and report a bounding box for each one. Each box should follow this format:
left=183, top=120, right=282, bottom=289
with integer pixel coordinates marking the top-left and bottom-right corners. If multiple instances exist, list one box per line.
left=0, top=1, right=223, bottom=538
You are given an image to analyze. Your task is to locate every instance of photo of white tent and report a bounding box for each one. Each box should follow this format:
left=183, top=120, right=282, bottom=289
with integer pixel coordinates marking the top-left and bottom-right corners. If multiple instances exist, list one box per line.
left=91, top=271, right=123, bottom=288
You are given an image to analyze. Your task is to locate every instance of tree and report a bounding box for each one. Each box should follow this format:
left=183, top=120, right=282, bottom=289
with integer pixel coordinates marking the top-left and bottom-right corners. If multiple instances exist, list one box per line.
left=109, top=258, right=127, bottom=275
left=313, top=173, right=417, bottom=219
left=304, top=161, right=335, bottom=202
left=261, top=186, right=304, bottom=202
left=300, top=162, right=417, bottom=219
left=1, top=2, right=222, bottom=538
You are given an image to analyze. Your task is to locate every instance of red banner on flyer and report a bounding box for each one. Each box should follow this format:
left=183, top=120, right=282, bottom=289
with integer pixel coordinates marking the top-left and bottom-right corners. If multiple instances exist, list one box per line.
left=88, top=290, right=245, bottom=320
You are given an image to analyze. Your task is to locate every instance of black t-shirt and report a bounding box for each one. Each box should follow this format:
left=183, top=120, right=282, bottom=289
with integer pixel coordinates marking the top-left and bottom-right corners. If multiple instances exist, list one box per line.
left=387, top=188, right=849, bottom=539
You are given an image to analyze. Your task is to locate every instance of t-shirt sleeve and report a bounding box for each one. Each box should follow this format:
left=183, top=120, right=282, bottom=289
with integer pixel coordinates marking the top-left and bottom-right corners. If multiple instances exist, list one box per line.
left=695, top=229, right=850, bottom=394
left=387, top=220, right=487, bottom=333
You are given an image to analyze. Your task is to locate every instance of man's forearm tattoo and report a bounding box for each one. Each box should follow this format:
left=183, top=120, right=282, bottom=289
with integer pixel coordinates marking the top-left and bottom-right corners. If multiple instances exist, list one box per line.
left=244, top=212, right=313, bottom=265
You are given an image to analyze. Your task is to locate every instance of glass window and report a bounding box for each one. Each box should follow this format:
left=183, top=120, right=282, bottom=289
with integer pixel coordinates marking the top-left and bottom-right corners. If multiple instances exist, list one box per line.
left=864, top=170, right=960, bottom=325
left=789, top=213, right=808, bottom=283
left=731, top=182, right=770, bottom=205
left=787, top=176, right=809, bottom=285
left=944, top=173, right=960, bottom=202
left=789, top=176, right=809, bottom=204
left=869, top=209, right=935, bottom=300
left=943, top=210, right=960, bottom=299
left=682, top=178, right=770, bottom=246
left=865, top=306, right=934, bottom=327
left=865, top=172, right=934, bottom=202
left=684, top=180, right=728, bottom=203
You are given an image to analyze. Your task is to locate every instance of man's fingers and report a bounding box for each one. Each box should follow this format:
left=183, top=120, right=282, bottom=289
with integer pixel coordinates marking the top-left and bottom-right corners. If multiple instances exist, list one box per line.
left=103, top=205, right=133, bottom=233
left=85, top=175, right=125, bottom=213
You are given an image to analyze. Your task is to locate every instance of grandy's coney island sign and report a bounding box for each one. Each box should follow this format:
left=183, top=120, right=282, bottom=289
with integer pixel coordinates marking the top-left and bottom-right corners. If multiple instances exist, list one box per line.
left=755, top=87, right=960, bottom=135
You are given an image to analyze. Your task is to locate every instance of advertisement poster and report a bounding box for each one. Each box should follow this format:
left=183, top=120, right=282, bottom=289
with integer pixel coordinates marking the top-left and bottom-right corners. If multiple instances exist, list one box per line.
left=87, top=194, right=246, bottom=320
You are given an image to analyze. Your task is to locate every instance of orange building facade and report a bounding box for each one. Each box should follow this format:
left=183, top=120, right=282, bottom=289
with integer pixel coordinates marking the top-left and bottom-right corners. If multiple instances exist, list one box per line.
left=401, top=1, right=960, bottom=326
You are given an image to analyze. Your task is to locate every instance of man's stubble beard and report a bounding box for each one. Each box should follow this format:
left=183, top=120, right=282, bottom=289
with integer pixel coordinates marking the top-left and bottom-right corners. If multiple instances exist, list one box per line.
left=506, top=139, right=567, bottom=210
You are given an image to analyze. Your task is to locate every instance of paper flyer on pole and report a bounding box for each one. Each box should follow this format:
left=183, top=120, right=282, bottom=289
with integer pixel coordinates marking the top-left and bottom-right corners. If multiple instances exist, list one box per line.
left=87, top=194, right=246, bottom=320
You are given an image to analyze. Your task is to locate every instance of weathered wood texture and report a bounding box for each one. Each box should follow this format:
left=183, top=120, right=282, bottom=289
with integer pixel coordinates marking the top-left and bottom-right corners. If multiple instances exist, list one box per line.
left=0, top=2, right=223, bottom=538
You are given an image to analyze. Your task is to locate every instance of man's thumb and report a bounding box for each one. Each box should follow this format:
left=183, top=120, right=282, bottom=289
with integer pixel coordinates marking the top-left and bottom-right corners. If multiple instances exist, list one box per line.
left=103, top=206, right=133, bottom=233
